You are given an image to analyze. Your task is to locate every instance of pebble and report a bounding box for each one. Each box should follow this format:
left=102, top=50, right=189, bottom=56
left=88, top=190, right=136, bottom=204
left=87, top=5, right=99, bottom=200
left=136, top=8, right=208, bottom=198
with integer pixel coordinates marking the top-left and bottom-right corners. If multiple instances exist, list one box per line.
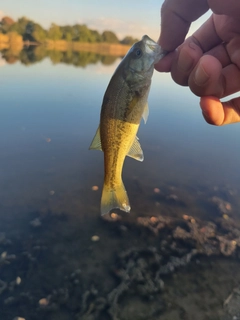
left=225, top=203, right=232, bottom=211
left=119, top=225, right=128, bottom=232
left=30, top=218, right=42, bottom=227
left=1, top=251, right=7, bottom=259
left=91, top=185, right=99, bottom=191
left=153, top=188, right=160, bottom=193
left=110, top=212, right=121, bottom=220
left=4, top=296, right=15, bottom=304
left=75, top=269, right=81, bottom=275
left=49, top=190, right=55, bottom=195
left=39, top=298, right=49, bottom=306
left=16, top=277, right=21, bottom=285
left=91, top=235, right=100, bottom=242
left=211, top=196, right=232, bottom=214
left=13, top=317, right=26, bottom=320
left=168, top=194, right=178, bottom=201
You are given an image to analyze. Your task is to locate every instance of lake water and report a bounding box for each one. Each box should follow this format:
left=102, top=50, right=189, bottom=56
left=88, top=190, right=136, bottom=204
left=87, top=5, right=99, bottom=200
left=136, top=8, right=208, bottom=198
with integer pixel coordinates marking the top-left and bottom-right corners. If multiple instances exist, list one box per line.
left=0, top=48, right=240, bottom=320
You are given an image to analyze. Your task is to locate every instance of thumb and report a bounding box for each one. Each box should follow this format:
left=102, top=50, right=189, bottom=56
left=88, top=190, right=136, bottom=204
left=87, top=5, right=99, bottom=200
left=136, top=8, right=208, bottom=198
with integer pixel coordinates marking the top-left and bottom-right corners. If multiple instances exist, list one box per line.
left=200, top=96, right=240, bottom=125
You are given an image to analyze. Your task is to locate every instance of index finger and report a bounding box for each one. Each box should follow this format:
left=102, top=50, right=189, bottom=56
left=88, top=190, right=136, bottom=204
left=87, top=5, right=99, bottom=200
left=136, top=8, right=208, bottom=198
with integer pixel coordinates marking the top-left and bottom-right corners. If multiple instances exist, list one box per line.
left=159, top=0, right=209, bottom=51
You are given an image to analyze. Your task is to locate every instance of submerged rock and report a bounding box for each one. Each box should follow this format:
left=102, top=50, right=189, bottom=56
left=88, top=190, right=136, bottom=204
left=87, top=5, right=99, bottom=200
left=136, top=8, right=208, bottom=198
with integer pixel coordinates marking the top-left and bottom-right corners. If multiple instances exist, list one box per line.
left=211, top=196, right=232, bottom=215
left=223, top=286, right=240, bottom=320
left=30, top=218, right=42, bottom=227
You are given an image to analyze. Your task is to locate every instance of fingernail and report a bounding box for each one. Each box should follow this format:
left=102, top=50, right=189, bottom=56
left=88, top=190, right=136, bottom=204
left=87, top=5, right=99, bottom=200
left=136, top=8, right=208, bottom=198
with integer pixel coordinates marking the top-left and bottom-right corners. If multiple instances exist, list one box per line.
left=194, top=64, right=210, bottom=86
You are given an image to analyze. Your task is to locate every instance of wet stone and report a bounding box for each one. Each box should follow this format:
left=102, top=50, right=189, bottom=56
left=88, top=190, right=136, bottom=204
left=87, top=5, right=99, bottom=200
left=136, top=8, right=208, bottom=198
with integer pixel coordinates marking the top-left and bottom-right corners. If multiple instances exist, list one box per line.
left=223, top=286, right=240, bottom=319
left=4, top=296, right=15, bottom=305
left=0, top=233, right=11, bottom=245
left=91, top=235, right=100, bottom=242
left=39, top=297, right=49, bottom=306
left=30, top=218, right=42, bottom=227
left=212, top=196, right=232, bottom=215
left=16, top=277, right=21, bottom=285
left=0, top=279, right=8, bottom=294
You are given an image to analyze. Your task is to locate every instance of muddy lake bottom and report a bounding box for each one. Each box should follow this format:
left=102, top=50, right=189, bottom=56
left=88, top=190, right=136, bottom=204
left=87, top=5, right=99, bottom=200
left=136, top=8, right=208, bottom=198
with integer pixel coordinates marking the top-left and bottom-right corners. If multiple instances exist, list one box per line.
left=1, top=183, right=240, bottom=320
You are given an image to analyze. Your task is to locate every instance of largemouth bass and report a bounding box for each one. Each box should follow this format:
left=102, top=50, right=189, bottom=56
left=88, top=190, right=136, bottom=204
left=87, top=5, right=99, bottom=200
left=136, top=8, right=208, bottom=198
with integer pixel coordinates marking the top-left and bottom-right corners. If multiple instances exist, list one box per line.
left=90, top=35, right=166, bottom=215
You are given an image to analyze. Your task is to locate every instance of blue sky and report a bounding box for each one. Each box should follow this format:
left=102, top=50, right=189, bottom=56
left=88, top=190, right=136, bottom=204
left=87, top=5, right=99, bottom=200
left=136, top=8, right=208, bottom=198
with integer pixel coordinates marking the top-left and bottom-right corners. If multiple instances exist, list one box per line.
left=0, top=0, right=210, bottom=40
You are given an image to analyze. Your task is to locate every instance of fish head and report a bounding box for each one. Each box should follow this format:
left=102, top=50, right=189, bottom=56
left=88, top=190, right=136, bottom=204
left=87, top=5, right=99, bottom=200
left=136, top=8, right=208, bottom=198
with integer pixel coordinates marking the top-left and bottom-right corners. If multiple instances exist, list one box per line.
left=122, top=35, right=166, bottom=85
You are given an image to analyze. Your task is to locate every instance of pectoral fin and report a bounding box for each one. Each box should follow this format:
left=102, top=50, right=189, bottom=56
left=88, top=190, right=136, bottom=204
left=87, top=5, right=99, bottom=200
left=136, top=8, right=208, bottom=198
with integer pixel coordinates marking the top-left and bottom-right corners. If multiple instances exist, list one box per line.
left=142, top=103, right=149, bottom=124
left=127, top=136, right=144, bottom=162
left=89, top=126, right=102, bottom=151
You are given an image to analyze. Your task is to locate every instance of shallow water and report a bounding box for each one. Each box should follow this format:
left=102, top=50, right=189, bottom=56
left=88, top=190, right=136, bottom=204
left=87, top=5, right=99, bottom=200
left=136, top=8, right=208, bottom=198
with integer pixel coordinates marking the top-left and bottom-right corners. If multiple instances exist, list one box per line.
left=0, top=48, right=240, bottom=320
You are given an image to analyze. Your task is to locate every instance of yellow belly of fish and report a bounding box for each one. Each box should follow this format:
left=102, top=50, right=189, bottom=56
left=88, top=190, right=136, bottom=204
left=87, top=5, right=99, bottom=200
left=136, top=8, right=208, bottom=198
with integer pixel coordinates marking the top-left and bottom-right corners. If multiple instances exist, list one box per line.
left=101, top=119, right=139, bottom=215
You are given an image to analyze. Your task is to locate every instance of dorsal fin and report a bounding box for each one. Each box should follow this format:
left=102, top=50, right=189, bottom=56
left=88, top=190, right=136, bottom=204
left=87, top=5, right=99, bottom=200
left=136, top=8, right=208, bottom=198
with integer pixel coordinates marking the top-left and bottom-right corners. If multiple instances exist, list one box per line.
left=89, top=126, right=102, bottom=151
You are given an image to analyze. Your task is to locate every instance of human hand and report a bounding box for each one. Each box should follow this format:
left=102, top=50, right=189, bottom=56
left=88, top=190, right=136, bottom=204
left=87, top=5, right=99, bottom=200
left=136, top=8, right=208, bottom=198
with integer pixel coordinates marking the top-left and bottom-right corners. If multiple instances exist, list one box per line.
left=155, top=0, right=240, bottom=125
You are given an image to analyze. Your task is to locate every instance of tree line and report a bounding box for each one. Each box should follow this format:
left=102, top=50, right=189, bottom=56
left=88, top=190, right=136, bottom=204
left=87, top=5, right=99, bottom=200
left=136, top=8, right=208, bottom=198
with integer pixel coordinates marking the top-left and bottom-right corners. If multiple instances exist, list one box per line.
left=0, top=16, right=138, bottom=45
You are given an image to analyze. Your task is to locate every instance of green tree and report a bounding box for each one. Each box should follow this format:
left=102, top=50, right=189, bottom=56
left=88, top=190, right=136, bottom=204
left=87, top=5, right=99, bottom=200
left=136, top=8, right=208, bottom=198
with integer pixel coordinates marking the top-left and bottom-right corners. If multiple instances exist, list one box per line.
left=90, top=30, right=102, bottom=42
left=61, top=25, right=73, bottom=41
left=48, top=24, right=63, bottom=41
left=0, top=15, right=136, bottom=46
left=102, top=30, right=119, bottom=43
left=72, top=24, right=94, bottom=42
left=31, top=23, right=47, bottom=42
left=121, top=36, right=138, bottom=45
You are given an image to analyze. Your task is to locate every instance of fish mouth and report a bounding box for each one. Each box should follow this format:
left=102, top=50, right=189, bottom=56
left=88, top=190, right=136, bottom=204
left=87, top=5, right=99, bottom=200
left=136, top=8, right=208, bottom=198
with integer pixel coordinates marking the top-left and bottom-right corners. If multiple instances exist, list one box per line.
left=142, top=35, right=167, bottom=63
left=143, top=35, right=159, bottom=53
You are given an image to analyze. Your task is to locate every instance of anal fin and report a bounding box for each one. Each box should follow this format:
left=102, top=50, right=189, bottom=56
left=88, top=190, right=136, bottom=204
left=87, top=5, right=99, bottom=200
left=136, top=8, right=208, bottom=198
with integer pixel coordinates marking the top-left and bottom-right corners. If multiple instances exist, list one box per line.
left=127, top=136, right=144, bottom=162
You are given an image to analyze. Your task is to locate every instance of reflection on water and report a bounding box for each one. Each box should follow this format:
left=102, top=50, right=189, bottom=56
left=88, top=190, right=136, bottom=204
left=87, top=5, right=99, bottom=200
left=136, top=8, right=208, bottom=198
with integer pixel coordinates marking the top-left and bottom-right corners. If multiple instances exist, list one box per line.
left=1, top=45, right=120, bottom=67
left=0, top=47, right=240, bottom=320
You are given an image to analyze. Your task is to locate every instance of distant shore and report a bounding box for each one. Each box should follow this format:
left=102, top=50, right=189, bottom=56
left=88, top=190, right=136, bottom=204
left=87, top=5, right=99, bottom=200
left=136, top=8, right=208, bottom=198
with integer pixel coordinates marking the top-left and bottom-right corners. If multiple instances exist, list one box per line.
left=0, top=33, right=131, bottom=56
left=45, top=40, right=130, bottom=55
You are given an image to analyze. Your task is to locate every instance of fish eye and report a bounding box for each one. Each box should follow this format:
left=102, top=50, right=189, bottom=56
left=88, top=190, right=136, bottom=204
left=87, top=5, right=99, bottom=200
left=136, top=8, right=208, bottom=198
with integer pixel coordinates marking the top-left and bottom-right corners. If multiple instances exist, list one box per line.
left=134, top=48, right=142, bottom=59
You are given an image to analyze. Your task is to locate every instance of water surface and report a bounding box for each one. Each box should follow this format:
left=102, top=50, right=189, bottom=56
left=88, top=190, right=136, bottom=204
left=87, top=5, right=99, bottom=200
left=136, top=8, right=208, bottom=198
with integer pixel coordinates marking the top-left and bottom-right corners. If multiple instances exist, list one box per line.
left=0, top=48, right=240, bottom=320
left=1, top=49, right=240, bottom=219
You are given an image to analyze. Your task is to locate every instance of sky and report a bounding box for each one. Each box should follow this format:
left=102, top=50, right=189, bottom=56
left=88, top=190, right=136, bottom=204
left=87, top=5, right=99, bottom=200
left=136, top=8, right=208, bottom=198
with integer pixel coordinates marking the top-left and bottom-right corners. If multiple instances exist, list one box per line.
left=0, top=0, right=211, bottom=40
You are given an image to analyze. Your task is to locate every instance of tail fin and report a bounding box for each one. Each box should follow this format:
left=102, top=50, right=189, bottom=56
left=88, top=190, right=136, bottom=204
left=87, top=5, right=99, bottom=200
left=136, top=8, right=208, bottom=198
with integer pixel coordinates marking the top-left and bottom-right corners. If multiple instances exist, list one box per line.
left=101, top=181, right=131, bottom=215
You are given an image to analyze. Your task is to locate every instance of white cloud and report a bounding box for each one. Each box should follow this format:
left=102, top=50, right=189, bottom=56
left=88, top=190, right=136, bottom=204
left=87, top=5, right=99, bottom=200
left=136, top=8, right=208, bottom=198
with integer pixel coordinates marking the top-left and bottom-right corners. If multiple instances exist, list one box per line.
left=79, top=16, right=158, bottom=41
